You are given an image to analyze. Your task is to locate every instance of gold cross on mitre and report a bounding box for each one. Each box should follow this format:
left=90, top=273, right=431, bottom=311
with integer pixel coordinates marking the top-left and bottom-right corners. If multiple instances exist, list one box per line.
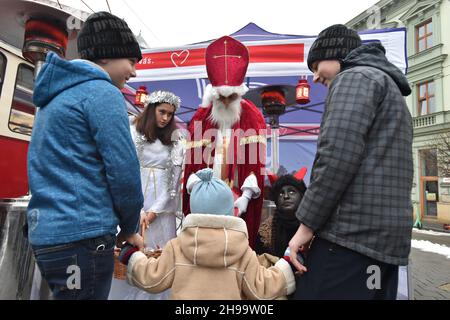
left=213, top=40, right=242, bottom=84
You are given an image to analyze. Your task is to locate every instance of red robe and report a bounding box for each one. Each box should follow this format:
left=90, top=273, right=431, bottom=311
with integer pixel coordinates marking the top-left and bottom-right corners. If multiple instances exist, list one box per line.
left=183, top=99, right=266, bottom=249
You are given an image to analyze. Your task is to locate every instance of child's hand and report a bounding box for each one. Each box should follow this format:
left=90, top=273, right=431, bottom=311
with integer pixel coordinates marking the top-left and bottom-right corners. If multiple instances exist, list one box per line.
left=118, top=243, right=139, bottom=265
left=283, top=247, right=305, bottom=274
left=126, top=233, right=145, bottom=251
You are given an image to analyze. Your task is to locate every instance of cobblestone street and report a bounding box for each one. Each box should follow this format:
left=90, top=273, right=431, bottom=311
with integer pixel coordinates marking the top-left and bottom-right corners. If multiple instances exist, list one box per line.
left=410, top=228, right=450, bottom=300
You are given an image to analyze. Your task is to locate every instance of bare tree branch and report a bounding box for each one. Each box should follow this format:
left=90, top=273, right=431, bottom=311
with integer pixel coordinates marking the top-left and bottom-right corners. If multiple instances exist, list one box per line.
left=427, top=132, right=450, bottom=177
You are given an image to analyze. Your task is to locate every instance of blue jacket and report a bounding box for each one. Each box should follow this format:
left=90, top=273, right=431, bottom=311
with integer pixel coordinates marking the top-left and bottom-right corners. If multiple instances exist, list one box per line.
left=27, top=52, right=143, bottom=245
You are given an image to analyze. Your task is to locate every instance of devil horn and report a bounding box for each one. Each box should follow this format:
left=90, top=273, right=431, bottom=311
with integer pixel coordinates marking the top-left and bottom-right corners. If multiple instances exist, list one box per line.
left=294, top=167, right=307, bottom=181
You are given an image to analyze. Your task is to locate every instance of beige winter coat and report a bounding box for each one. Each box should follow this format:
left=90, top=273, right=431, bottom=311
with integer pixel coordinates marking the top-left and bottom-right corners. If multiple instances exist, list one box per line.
left=127, top=213, right=295, bottom=300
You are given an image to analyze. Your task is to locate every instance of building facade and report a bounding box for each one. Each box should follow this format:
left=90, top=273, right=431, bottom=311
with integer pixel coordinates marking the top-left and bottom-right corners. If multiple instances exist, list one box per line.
left=346, top=0, right=450, bottom=224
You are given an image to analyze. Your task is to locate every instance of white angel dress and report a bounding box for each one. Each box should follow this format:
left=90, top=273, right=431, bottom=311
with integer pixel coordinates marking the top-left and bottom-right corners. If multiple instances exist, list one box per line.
left=108, top=123, right=184, bottom=300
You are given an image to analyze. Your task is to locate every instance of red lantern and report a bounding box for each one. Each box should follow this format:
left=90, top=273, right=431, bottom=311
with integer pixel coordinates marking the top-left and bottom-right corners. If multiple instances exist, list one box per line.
left=296, top=79, right=310, bottom=105
left=135, top=86, right=148, bottom=107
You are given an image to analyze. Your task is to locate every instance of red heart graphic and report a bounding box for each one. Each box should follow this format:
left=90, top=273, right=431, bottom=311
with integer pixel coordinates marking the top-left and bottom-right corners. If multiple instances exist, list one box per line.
left=170, top=50, right=190, bottom=67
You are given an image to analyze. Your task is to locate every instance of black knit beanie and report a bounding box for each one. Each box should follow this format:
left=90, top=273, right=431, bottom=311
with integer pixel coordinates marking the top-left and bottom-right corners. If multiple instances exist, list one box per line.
left=77, top=12, right=142, bottom=61
left=307, top=24, right=361, bottom=71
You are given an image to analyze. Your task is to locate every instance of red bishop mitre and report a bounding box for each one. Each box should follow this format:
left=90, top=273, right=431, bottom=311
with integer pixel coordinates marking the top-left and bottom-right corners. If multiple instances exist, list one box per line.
left=205, top=36, right=249, bottom=87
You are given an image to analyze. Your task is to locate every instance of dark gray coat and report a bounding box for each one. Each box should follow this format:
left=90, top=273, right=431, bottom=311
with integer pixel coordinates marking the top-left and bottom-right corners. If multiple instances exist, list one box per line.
left=296, top=43, right=413, bottom=265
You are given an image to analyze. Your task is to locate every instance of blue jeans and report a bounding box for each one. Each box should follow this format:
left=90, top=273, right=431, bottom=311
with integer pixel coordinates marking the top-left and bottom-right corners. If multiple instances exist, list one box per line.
left=32, top=234, right=116, bottom=300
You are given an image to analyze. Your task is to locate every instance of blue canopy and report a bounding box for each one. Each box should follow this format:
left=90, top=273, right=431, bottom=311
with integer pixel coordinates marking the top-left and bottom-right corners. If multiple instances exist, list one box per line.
left=126, top=23, right=407, bottom=183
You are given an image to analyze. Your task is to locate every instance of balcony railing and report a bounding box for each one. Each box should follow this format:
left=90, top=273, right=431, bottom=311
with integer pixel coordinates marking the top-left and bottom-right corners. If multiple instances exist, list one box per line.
left=413, top=114, right=436, bottom=128
left=413, top=111, right=450, bottom=129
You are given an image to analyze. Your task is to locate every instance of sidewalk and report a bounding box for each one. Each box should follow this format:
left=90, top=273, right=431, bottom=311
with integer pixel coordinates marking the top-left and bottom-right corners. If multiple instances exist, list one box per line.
left=410, top=226, right=450, bottom=300
left=410, top=247, right=450, bottom=300
left=418, top=219, right=450, bottom=234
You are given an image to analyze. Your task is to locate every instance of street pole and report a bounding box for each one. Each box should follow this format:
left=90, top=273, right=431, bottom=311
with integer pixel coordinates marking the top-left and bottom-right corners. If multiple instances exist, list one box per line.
left=271, top=126, right=279, bottom=174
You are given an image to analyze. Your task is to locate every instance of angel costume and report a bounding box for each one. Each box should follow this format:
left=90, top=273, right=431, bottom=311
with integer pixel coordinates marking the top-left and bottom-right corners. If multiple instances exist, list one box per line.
left=108, top=91, right=183, bottom=300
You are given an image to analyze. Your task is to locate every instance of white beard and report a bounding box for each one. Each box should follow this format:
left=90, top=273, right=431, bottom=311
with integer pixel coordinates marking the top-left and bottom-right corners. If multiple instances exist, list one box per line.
left=208, top=98, right=242, bottom=130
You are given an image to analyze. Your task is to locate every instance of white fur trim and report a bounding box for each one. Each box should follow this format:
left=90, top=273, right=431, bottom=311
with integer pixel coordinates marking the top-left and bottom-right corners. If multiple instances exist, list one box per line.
left=201, top=84, right=214, bottom=108
left=126, top=251, right=147, bottom=285
left=214, top=84, right=249, bottom=97
left=182, top=213, right=248, bottom=238
left=201, top=83, right=249, bottom=108
left=275, top=258, right=296, bottom=295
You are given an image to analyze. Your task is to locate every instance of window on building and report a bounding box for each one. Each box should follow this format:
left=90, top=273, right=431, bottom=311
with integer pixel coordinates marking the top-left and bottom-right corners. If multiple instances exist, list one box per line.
left=416, top=19, right=433, bottom=53
left=420, top=149, right=438, bottom=177
left=0, top=53, right=6, bottom=96
left=8, top=64, right=35, bottom=136
left=417, top=81, right=435, bottom=116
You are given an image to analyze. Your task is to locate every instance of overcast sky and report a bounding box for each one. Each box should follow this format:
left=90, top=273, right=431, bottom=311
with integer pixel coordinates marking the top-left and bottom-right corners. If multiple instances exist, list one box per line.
left=59, top=0, right=380, bottom=47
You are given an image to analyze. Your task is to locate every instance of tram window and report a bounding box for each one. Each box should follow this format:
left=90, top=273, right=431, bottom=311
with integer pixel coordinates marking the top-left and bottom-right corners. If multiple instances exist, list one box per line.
left=0, top=53, right=5, bottom=96
left=8, top=64, right=35, bottom=136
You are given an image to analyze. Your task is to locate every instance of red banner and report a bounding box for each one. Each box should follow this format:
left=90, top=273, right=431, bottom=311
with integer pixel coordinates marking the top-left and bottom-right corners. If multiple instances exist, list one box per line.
left=137, top=43, right=304, bottom=70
